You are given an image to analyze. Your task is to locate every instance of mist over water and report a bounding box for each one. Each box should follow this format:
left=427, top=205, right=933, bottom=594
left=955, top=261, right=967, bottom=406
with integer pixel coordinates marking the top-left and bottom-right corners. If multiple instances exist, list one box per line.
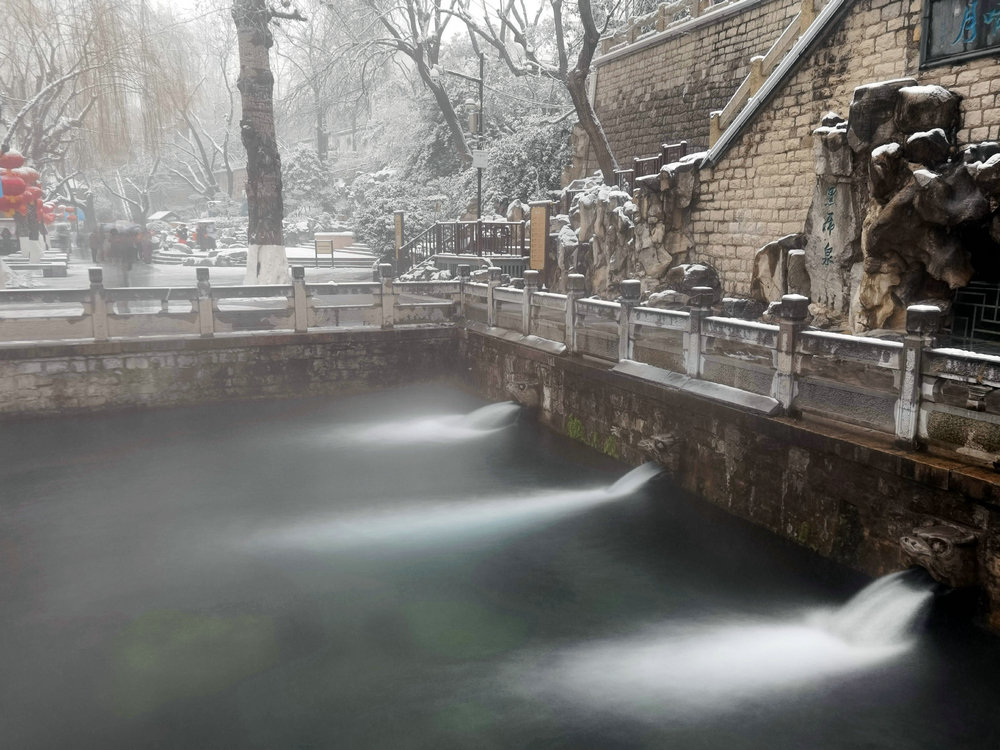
left=2, top=385, right=1000, bottom=749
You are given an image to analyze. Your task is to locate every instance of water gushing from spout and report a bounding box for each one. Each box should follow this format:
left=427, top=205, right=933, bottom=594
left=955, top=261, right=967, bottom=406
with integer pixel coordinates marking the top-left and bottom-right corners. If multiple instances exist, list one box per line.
left=817, top=570, right=932, bottom=646
left=508, top=572, right=934, bottom=719
left=247, top=463, right=663, bottom=552
left=309, top=401, right=523, bottom=447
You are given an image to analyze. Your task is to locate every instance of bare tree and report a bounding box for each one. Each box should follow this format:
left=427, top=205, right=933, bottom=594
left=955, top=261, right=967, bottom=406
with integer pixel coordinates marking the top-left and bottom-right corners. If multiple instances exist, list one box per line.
left=347, top=0, right=476, bottom=165
left=100, top=157, right=161, bottom=227
left=452, top=0, right=621, bottom=183
left=0, top=0, right=194, bottom=169
left=162, top=83, right=227, bottom=202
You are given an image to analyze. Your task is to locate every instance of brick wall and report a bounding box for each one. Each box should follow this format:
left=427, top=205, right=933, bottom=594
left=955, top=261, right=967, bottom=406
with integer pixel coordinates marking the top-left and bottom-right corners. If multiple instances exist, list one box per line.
left=690, top=0, right=1000, bottom=293
left=593, top=0, right=802, bottom=163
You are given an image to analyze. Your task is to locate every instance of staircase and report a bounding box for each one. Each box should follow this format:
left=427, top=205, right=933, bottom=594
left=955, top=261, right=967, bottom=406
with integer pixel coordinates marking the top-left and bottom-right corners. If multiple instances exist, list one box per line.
left=705, top=0, right=850, bottom=164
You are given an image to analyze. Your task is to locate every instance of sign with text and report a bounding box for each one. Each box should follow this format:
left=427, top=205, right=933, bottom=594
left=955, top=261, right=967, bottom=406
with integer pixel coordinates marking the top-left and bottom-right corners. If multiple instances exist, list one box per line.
left=922, top=0, right=1000, bottom=67
left=529, top=202, right=550, bottom=272
left=471, top=150, right=488, bottom=169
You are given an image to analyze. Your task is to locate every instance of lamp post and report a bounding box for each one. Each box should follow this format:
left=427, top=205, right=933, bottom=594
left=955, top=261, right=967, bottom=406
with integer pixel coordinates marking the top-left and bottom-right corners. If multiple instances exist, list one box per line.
left=430, top=53, right=486, bottom=223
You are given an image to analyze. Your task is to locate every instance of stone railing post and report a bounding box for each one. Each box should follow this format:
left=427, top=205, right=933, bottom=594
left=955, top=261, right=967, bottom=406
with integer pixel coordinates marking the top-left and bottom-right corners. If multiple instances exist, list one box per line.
left=895, top=305, right=941, bottom=448
left=618, top=279, right=641, bottom=361
left=457, top=264, right=470, bottom=319
left=655, top=4, right=668, bottom=30
left=196, top=267, right=215, bottom=337
left=89, top=268, right=109, bottom=341
left=291, top=266, right=308, bottom=333
left=380, top=263, right=394, bottom=329
left=522, top=270, right=539, bottom=335
left=486, top=266, right=502, bottom=327
left=565, top=274, right=586, bottom=353
left=772, top=293, right=810, bottom=411
left=748, top=55, right=766, bottom=95
left=683, top=286, right=714, bottom=378
left=709, top=111, right=722, bottom=147
left=799, top=0, right=818, bottom=28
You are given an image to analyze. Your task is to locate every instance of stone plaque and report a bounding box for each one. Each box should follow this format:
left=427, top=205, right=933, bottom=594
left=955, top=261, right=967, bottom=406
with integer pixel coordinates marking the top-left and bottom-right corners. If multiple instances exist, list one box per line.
left=804, top=178, right=860, bottom=319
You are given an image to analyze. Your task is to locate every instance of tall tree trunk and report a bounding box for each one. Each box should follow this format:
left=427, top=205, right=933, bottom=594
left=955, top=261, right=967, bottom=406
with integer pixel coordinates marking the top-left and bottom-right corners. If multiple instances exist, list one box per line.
left=417, top=67, right=472, bottom=167
left=233, top=0, right=289, bottom=284
left=566, top=68, right=617, bottom=185
left=570, top=0, right=618, bottom=185
left=315, top=85, right=328, bottom=161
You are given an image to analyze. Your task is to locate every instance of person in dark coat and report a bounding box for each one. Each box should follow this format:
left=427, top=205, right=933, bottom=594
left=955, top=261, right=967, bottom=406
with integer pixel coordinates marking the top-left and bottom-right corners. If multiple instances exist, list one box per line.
left=88, top=226, right=104, bottom=264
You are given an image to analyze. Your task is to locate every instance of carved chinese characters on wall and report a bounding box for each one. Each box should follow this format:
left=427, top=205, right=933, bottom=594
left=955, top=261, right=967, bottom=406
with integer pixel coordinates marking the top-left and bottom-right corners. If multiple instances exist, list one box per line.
left=804, top=119, right=862, bottom=326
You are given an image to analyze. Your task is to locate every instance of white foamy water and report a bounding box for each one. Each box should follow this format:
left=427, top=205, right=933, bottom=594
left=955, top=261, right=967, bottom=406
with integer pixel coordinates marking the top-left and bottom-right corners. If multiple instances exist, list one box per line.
left=246, top=463, right=662, bottom=552
left=305, top=401, right=523, bottom=447
left=507, top=572, right=932, bottom=719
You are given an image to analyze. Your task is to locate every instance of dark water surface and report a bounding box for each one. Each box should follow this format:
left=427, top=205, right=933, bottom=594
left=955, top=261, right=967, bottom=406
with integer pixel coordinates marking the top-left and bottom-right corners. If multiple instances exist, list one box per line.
left=2, top=384, right=1000, bottom=749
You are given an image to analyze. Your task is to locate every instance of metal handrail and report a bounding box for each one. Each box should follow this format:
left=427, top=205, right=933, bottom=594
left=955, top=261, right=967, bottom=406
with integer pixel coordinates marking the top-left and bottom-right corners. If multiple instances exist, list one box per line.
left=396, top=220, right=527, bottom=271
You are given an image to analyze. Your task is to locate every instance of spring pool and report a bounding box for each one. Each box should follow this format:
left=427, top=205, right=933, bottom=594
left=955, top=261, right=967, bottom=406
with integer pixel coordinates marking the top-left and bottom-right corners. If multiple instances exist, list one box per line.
left=2, top=384, right=1000, bottom=749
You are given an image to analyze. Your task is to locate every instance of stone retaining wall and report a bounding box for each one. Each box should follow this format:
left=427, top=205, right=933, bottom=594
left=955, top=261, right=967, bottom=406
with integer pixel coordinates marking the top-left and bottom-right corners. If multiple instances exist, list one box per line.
left=581, top=0, right=1000, bottom=298
left=0, top=328, right=460, bottom=417
left=462, top=328, right=1000, bottom=629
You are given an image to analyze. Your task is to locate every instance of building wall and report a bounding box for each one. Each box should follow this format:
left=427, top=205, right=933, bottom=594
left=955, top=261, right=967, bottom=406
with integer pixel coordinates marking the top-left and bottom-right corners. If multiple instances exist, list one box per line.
left=690, top=0, right=1000, bottom=293
left=593, top=0, right=802, bottom=163
left=586, top=0, right=1000, bottom=295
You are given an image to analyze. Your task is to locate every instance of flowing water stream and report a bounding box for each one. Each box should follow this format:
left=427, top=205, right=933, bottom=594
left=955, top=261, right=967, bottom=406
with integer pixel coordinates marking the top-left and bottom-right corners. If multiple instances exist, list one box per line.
left=1, top=385, right=999, bottom=748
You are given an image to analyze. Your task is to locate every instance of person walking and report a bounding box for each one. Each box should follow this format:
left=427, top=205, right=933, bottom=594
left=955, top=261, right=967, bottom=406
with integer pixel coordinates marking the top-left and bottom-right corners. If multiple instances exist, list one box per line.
left=88, top=226, right=104, bottom=265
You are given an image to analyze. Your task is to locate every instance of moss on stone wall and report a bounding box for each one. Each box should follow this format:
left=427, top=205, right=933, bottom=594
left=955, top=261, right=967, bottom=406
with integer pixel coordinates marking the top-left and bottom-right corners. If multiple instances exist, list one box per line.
left=565, top=415, right=620, bottom=459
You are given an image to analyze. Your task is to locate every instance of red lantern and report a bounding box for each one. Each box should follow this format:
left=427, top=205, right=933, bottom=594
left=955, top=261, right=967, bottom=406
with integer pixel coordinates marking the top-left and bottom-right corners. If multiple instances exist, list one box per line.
left=0, top=196, right=13, bottom=212
left=13, top=167, right=39, bottom=186
left=24, top=186, right=41, bottom=202
left=1, top=175, right=26, bottom=197
left=0, top=150, right=25, bottom=170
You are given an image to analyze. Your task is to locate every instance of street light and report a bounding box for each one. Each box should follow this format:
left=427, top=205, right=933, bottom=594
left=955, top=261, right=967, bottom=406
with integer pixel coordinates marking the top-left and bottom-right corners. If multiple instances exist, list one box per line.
left=429, top=53, right=486, bottom=222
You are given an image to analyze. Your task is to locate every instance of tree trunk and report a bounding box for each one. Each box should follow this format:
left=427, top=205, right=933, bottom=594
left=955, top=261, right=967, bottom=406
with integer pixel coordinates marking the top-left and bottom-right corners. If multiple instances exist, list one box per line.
left=315, top=85, right=328, bottom=161
left=418, top=67, right=472, bottom=166
left=566, top=67, right=617, bottom=185
left=233, top=0, right=289, bottom=285
left=568, top=0, right=618, bottom=185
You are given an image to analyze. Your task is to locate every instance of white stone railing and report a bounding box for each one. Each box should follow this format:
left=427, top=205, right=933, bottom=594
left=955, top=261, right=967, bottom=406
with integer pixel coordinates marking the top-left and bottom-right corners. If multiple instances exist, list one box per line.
left=2, top=265, right=997, bottom=456
left=0, top=265, right=459, bottom=343
left=461, top=271, right=984, bottom=451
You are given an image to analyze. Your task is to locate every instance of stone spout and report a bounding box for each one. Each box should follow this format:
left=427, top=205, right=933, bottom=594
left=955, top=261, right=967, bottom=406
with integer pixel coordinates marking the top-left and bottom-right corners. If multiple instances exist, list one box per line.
left=900, top=522, right=979, bottom=589
left=505, top=377, right=541, bottom=409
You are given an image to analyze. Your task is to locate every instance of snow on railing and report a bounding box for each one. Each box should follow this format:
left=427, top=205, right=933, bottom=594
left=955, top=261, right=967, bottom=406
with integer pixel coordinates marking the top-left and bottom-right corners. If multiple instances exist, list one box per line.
left=4, top=266, right=999, bottom=454
left=598, top=0, right=749, bottom=57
